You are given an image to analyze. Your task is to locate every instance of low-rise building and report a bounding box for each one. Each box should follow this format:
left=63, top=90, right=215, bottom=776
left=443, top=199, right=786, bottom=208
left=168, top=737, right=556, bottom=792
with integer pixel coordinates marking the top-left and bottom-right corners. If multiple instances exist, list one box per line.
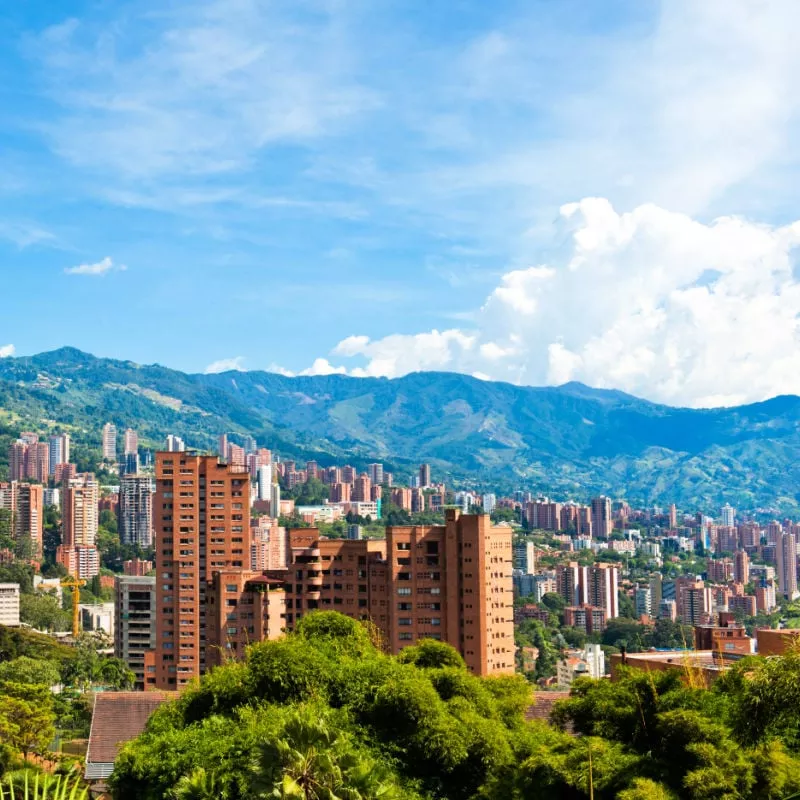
left=556, top=644, right=605, bottom=686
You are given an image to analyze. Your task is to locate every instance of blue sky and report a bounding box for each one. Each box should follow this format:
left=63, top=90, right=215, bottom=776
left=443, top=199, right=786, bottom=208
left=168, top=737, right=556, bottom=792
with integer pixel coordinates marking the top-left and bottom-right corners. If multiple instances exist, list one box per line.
left=3, top=0, right=800, bottom=406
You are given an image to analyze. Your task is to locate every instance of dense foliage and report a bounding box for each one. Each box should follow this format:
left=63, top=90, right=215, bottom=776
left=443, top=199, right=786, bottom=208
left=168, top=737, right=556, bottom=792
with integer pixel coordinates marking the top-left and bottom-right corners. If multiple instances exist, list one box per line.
left=108, top=611, right=800, bottom=799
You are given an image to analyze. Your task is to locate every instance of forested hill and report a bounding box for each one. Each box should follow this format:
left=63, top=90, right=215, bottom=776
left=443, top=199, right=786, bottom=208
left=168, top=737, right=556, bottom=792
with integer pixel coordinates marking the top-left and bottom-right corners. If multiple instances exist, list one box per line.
left=2, top=346, right=800, bottom=511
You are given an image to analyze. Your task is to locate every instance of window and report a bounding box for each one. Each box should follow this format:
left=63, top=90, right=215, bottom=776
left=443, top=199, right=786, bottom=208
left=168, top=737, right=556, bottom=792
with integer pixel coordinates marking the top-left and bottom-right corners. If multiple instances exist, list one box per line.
left=396, top=543, right=411, bottom=550
left=397, top=588, right=412, bottom=596
left=399, top=632, right=413, bottom=641
left=398, top=617, right=412, bottom=626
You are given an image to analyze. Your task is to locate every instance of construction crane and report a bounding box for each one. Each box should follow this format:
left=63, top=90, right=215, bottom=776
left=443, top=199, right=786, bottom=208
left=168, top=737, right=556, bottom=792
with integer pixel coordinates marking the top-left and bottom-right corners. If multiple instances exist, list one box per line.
left=60, top=577, right=87, bottom=638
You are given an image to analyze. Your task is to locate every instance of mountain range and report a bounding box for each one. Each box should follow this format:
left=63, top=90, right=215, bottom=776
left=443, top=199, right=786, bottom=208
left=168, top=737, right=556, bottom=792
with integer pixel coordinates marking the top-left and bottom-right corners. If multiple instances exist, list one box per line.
left=1, top=347, right=799, bottom=513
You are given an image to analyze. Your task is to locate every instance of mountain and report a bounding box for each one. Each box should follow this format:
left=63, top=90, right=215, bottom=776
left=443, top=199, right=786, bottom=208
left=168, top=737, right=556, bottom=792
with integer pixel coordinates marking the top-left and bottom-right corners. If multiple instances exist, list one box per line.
left=1, top=346, right=800, bottom=512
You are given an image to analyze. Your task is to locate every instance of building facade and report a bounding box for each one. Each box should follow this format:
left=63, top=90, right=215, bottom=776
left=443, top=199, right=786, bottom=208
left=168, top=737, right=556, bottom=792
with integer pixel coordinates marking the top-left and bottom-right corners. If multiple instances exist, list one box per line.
left=119, top=475, right=154, bottom=548
left=114, top=576, right=156, bottom=690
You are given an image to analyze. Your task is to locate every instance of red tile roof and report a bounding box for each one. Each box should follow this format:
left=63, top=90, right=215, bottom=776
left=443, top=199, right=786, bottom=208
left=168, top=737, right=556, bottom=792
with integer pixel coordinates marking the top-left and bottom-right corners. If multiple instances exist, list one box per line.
left=86, top=692, right=175, bottom=770
left=525, top=691, right=572, bottom=724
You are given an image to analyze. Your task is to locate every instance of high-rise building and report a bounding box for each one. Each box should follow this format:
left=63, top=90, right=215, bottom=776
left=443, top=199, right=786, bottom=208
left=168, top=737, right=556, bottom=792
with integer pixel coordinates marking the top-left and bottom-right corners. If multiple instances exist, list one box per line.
left=275, top=511, right=513, bottom=675
left=482, top=494, right=496, bottom=515
left=154, top=453, right=251, bottom=689
left=556, top=562, right=619, bottom=619
left=48, top=434, right=70, bottom=476
left=391, top=487, right=412, bottom=511
left=419, top=463, right=431, bottom=488
left=119, top=475, right=155, bottom=548
left=330, top=483, right=351, bottom=503
left=123, top=452, right=140, bottom=475
left=56, top=545, right=99, bottom=580
left=62, top=475, right=99, bottom=548
left=776, top=531, right=798, bottom=599
left=114, top=575, right=156, bottom=689
left=228, top=444, right=245, bottom=467
left=591, top=496, right=613, bottom=539
left=257, top=465, right=273, bottom=502
left=513, top=540, right=536, bottom=574
left=8, top=442, right=26, bottom=482
left=721, top=504, right=735, bottom=528
left=368, top=463, right=384, bottom=485
left=411, top=487, right=426, bottom=513
left=734, top=549, right=750, bottom=585
left=668, top=504, right=677, bottom=529
left=352, top=474, right=372, bottom=503
left=218, top=434, right=228, bottom=460
left=0, top=482, right=43, bottom=557
left=243, top=435, right=257, bottom=455
left=165, top=434, right=185, bottom=452
left=123, top=428, right=138, bottom=456
left=269, top=482, right=281, bottom=519
left=102, top=423, right=117, bottom=461
left=634, top=585, right=652, bottom=617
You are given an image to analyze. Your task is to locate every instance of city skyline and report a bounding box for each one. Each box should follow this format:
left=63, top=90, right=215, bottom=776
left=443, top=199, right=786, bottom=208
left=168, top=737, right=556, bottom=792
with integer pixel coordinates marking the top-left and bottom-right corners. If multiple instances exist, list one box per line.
left=3, top=2, right=800, bottom=407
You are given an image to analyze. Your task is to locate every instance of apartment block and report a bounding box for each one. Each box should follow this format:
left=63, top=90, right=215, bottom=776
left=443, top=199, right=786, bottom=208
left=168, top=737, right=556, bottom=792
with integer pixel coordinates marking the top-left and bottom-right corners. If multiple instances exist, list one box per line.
left=62, top=475, right=99, bottom=547
left=591, top=496, right=613, bottom=539
left=154, top=453, right=251, bottom=690
left=102, top=423, right=117, bottom=461
left=119, top=475, right=154, bottom=547
left=0, top=583, right=20, bottom=626
left=56, top=545, right=100, bottom=580
left=114, top=576, right=156, bottom=690
left=0, top=482, right=44, bottom=557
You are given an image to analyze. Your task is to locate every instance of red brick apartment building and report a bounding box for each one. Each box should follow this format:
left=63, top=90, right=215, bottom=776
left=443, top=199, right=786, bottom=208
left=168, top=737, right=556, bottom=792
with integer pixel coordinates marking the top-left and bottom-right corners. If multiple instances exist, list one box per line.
left=153, top=451, right=514, bottom=687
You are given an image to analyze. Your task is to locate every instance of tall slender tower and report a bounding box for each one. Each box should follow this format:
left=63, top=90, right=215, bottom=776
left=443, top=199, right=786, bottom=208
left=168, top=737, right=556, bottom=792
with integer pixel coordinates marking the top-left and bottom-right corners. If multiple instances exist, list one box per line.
left=154, top=453, right=251, bottom=689
left=102, top=423, right=117, bottom=460
left=776, top=531, right=798, bottom=599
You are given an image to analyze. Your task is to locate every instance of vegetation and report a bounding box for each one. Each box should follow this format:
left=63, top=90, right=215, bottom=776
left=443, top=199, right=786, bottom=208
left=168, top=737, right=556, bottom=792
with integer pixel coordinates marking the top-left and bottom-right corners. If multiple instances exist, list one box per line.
left=106, top=611, right=800, bottom=799
left=4, top=347, right=800, bottom=509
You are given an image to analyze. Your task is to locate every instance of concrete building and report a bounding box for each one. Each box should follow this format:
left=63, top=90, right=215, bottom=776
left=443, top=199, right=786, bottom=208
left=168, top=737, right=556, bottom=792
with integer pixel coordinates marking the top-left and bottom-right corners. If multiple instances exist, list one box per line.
left=80, top=603, right=115, bottom=637
left=57, top=545, right=100, bottom=580
left=102, top=423, right=117, bottom=461
left=119, top=475, right=154, bottom=547
left=368, top=463, right=384, bottom=485
left=634, top=585, right=652, bottom=617
left=114, top=576, right=156, bottom=689
left=591, top=496, right=613, bottom=539
left=165, top=434, right=185, bottom=452
left=776, top=531, right=798, bottom=599
left=123, top=429, right=138, bottom=456
left=0, top=482, right=44, bottom=557
left=48, top=433, right=70, bottom=476
left=62, top=475, right=99, bottom=548
left=482, top=494, right=496, bottom=515
left=556, top=644, right=605, bottom=686
left=513, top=540, right=536, bottom=575
left=734, top=550, right=750, bottom=585
left=0, top=583, right=20, bottom=626
left=419, top=463, right=431, bottom=488
left=154, top=453, right=251, bottom=690
left=721, top=504, right=735, bottom=528
left=123, top=558, right=153, bottom=576
left=564, top=605, right=606, bottom=634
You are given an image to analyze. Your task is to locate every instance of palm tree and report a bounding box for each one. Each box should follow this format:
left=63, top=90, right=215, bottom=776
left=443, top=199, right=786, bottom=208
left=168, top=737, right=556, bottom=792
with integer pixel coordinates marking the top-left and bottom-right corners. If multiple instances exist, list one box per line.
left=171, top=767, right=227, bottom=800
left=0, top=770, right=88, bottom=799
left=253, top=710, right=401, bottom=800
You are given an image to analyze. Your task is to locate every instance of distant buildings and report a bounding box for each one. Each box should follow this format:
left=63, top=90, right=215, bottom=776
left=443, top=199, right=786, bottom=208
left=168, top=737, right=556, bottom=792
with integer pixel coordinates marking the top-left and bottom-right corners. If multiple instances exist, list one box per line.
left=556, top=563, right=620, bottom=619
left=556, top=644, right=605, bottom=686
left=102, top=423, right=117, bottom=461
left=419, top=463, right=431, bottom=488
left=513, top=541, right=536, bottom=575
left=8, top=436, right=49, bottom=483
left=165, top=434, right=185, bottom=452
left=721, top=504, right=735, bottom=528
left=48, top=433, right=70, bottom=476
left=776, top=530, right=798, bottom=599
left=591, top=496, right=613, bottom=539
left=58, top=474, right=100, bottom=579
left=123, top=428, right=138, bottom=456
left=119, top=475, right=154, bottom=548
left=0, top=583, right=20, bottom=626
left=0, top=482, right=44, bottom=556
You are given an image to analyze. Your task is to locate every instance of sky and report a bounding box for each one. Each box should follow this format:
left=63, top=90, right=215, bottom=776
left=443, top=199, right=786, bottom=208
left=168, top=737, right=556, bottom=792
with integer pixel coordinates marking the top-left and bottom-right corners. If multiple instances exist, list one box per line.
left=3, top=0, right=800, bottom=407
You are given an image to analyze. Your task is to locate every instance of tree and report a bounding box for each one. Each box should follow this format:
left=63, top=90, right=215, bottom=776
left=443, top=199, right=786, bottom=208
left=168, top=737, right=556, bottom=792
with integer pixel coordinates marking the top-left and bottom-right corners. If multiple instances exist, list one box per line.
left=0, top=658, right=60, bottom=688
left=0, top=771, right=88, bottom=799
left=19, top=593, right=71, bottom=633
left=0, top=683, right=56, bottom=760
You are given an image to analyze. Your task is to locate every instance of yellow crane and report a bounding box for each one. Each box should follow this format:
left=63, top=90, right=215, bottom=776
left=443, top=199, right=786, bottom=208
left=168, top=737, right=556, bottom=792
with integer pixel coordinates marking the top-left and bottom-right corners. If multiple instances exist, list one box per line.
left=60, top=577, right=86, bottom=638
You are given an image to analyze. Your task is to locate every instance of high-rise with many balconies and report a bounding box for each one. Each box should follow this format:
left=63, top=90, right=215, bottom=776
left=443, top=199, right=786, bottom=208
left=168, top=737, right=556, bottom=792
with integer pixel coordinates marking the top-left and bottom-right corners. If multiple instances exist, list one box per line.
left=153, top=453, right=251, bottom=689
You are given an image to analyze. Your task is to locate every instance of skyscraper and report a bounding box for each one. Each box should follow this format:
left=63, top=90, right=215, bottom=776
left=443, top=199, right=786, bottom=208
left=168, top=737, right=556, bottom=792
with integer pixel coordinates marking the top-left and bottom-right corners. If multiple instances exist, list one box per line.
left=165, top=434, right=185, bottom=452
left=734, top=549, right=750, bottom=585
left=123, top=428, right=138, bottom=456
left=776, top=531, right=798, bottom=599
left=419, top=463, right=431, bottom=488
left=218, top=433, right=228, bottom=460
left=48, top=433, right=70, bottom=476
left=119, top=475, right=155, bottom=547
left=591, top=496, right=613, bottom=539
left=154, top=453, right=251, bottom=689
left=721, top=504, right=735, bottom=528
left=368, top=463, right=384, bottom=485
left=102, top=423, right=117, bottom=460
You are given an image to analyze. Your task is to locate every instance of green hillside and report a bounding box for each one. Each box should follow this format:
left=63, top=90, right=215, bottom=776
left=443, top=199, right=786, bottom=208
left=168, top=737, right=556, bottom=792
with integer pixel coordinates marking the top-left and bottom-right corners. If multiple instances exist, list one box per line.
left=1, top=347, right=800, bottom=512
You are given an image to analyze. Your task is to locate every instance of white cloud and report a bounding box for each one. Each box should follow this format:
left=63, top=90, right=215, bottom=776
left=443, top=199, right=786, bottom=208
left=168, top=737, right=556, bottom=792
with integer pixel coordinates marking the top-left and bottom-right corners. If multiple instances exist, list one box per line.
left=0, top=344, right=15, bottom=358
left=299, top=358, right=347, bottom=377
left=204, top=356, right=246, bottom=374
left=323, top=198, right=800, bottom=407
left=64, top=256, right=126, bottom=276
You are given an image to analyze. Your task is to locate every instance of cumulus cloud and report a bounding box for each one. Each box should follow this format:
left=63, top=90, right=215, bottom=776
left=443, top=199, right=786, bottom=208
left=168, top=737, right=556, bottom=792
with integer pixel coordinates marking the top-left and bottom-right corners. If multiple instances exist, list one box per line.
left=204, top=356, right=246, bottom=374
left=0, top=344, right=14, bottom=358
left=299, top=358, right=347, bottom=376
left=321, top=198, right=800, bottom=407
left=64, top=256, right=126, bottom=276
